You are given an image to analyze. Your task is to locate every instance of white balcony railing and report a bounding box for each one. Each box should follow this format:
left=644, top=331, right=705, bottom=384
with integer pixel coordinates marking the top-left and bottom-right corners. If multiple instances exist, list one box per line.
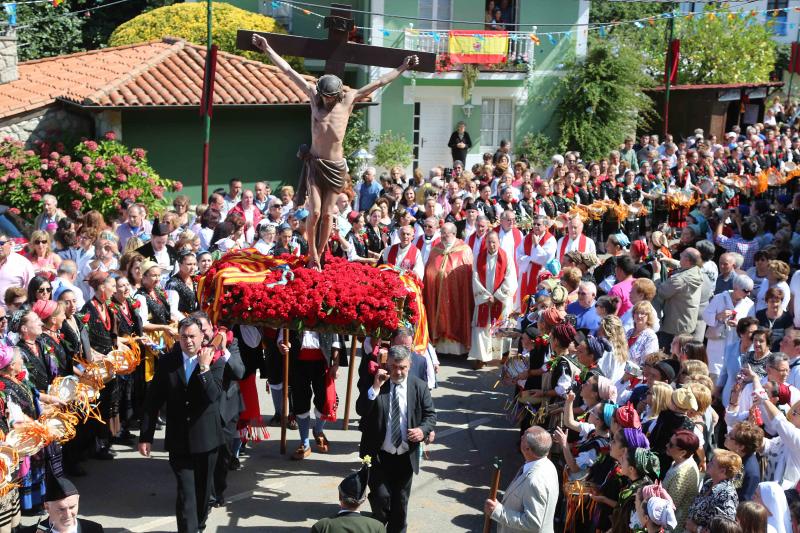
left=403, top=30, right=535, bottom=67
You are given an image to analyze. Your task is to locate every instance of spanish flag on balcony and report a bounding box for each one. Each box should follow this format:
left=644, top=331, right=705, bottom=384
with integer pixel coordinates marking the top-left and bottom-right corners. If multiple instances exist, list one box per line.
left=447, top=30, right=509, bottom=64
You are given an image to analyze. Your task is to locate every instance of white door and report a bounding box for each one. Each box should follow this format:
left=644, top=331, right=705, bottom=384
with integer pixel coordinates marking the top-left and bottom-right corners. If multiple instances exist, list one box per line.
left=417, top=99, right=453, bottom=172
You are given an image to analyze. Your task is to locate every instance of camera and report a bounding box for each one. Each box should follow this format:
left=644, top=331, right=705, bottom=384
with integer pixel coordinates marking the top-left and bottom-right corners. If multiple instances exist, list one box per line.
left=443, top=167, right=453, bottom=179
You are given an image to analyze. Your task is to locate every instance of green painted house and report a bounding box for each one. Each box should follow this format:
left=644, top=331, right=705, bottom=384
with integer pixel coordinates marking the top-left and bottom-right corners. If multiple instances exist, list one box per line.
left=249, top=0, right=588, bottom=171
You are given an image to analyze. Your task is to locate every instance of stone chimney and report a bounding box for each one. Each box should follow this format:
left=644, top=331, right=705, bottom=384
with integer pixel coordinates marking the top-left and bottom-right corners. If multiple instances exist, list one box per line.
left=0, top=30, right=18, bottom=84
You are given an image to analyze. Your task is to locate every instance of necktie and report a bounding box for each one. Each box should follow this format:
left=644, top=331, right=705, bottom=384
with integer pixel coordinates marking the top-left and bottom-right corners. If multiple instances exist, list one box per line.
left=185, top=357, right=196, bottom=382
left=390, top=383, right=402, bottom=449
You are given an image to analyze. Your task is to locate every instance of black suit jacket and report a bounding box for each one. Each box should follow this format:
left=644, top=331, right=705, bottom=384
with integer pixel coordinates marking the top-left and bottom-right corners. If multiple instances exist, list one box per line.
left=355, top=375, right=435, bottom=475
left=139, top=344, right=225, bottom=455
left=21, top=518, right=104, bottom=533
left=135, top=242, right=178, bottom=268
left=219, top=338, right=245, bottom=425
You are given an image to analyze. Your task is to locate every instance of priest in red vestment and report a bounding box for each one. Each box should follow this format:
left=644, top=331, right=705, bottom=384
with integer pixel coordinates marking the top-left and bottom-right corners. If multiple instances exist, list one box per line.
left=423, top=222, right=474, bottom=356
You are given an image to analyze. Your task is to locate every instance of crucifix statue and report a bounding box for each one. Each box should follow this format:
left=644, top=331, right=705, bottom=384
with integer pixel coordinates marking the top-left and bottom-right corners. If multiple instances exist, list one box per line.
left=238, top=3, right=436, bottom=269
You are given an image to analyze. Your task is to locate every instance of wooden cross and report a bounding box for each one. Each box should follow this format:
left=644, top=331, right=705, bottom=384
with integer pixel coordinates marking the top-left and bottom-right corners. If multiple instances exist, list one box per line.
left=236, top=2, right=437, bottom=77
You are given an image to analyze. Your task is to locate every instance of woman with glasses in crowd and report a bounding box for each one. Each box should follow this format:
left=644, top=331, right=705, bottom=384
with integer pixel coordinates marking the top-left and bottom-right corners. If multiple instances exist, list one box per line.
left=26, top=276, right=52, bottom=306
left=171, top=195, right=193, bottom=229
left=24, top=230, right=61, bottom=281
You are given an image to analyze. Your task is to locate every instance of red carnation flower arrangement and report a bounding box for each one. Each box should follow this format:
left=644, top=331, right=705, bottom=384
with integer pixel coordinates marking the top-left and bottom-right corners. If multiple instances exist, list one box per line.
left=199, top=251, right=421, bottom=339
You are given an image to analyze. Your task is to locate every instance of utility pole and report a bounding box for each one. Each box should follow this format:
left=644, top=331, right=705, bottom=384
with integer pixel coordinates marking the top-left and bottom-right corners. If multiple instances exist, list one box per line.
left=663, top=7, right=675, bottom=139
left=200, top=0, right=214, bottom=203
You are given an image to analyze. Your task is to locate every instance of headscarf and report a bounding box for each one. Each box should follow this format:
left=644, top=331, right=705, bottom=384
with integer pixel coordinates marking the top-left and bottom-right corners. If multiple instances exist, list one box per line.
left=615, top=403, right=641, bottom=429
left=0, top=345, right=14, bottom=370
left=646, top=497, right=677, bottom=529
left=551, top=322, right=577, bottom=347
left=623, top=428, right=649, bottom=449
left=541, top=307, right=565, bottom=327
left=633, top=448, right=661, bottom=480
left=8, top=309, right=28, bottom=334
left=613, top=232, right=630, bottom=248
left=758, top=481, right=790, bottom=533
left=688, top=209, right=708, bottom=235
left=32, top=300, right=58, bottom=322
left=596, top=376, right=617, bottom=403
left=602, top=403, right=617, bottom=428
left=630, top=239, right=649, bottom=260
left=550, top=285, right=568, bottom=306
left=671, top=388, right=698, bottom=412
left=777, top=383, right=792, bottom=406
left=642, top=483, right=673, bottom=505
left=545, top=258, right=561, bottom=277
left=586, top=335, right=612, bottom=361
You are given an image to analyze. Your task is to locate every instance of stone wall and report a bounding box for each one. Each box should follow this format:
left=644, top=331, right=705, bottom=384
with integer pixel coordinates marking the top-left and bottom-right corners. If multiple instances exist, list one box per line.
left=0, top=31, right=18, bottom=84
left=0, top=106, right=93, bottom=146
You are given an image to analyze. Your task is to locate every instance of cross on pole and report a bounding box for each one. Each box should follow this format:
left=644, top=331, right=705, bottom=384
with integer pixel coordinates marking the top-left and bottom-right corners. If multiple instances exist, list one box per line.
left=236, top=3, right=437, bottom=76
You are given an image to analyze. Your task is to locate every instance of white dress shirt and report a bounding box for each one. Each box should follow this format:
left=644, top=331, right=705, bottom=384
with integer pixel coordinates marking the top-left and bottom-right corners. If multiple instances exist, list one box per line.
left=367, top=380, right=409, bottom=454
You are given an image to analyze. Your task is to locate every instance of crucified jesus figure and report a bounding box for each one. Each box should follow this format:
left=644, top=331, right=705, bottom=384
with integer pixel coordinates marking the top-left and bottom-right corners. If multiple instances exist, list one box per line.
left=252, top=34, right=418, bottom=270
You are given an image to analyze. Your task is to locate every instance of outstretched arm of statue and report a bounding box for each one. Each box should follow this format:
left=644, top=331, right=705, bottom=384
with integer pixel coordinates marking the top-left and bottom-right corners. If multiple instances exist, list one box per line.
left=251, top=33, right=314, bottom=98
left=353, top=55, right=419, bottom=100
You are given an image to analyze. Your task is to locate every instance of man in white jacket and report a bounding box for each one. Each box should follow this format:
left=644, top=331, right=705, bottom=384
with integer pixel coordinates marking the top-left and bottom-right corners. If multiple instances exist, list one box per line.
left=485, top=426, right=559, bottom=533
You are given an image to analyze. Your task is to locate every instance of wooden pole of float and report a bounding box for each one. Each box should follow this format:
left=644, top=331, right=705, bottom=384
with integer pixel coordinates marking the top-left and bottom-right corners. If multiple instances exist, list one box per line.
left=281, top=328, right=290, bottom=455
left=342, top=336, right=359, bottom=430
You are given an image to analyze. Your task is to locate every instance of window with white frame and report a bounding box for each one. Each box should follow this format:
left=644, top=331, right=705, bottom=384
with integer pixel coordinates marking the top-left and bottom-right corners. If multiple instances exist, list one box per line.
left=419, top=0, right=452, bottom=30
left=480, top=98, right=514, bottom=150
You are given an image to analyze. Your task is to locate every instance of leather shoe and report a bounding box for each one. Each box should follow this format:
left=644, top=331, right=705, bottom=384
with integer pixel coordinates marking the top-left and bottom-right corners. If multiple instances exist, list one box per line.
left=229, top=457, right=241, bottom=471
left=291, top=445, right=311, bottom=460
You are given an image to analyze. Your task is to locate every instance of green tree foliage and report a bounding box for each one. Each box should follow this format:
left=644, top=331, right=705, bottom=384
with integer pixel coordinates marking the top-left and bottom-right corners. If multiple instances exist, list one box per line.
left=601, top=8, right=776, bottom=85
left=373, top=131, right=413, bottom=170
left=15, top=2, right=84, bottom=61
left=109, top=2, right=304, bottom=71
left=79, top=0, right=175, bottom=50
left=554, top=41, right=654, bottom=161
left=590, top=0, right=670, bottom=24
left=516, top=132, right=557, bottom=172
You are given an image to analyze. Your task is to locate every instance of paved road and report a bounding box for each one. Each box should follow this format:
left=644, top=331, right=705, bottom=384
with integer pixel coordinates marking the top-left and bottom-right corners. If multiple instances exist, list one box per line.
left=21, top=357, right=524, bottom=532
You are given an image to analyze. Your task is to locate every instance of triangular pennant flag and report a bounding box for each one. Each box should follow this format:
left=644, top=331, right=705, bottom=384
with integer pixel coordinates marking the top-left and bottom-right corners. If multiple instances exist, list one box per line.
left=382, top=30, right=390, bottom=37
left=547, top=34, right=557, bottom=45
left=633, top=21, right=644, bottom=28
left=432, top=32, right=441, bottom=42
left=598, top=26, right=606, bottom=38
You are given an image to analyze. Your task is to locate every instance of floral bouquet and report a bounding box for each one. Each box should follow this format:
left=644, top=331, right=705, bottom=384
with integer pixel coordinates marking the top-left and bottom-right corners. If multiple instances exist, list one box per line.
left=197, top=250, right=422, bottom=340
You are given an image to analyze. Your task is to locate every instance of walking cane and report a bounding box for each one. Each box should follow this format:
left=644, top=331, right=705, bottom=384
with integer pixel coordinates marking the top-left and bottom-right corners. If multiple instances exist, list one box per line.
left=342, top=336, right=359, bottom=430
left=281, top=328, right=290, bottom=455
left=484, top=456, right=503, bottom=533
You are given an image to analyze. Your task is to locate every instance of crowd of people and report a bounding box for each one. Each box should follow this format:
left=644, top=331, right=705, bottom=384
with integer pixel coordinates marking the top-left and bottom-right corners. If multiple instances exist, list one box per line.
left=5, top=108, right=800, bottom=532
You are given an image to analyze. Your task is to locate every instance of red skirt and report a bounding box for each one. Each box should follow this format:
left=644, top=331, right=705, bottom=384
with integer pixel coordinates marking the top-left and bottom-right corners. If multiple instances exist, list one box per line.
left=237, top=374, right=269, bottom=442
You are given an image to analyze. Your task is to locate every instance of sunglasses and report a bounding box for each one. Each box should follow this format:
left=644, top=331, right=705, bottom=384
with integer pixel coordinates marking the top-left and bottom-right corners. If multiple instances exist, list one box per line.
left=271, top=205, right=283, bottom=209
left=0, top=316, right=6, bottom=322
left=792, top=409, right=800, bottom=417
left=0, top=240, right=8, bottom=246
left=37, top=287, right=52, bottom=293
left=33, top=240, right=48, bottom=245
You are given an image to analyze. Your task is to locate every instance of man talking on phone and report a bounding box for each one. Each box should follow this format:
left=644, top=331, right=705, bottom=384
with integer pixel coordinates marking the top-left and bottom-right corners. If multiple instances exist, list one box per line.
left=356, top=346, right=436, bottom=533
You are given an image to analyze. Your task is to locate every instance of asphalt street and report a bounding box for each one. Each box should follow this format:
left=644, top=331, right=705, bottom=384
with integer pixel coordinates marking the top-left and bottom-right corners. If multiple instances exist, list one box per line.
left=20, top=356, right=524, bottom=532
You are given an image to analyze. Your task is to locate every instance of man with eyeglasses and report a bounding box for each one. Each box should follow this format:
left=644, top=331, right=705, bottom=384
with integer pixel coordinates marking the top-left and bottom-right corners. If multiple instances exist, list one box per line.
left=413, top=217, right=440, bottom=265
left=266, top=199, right=285, bottom=225
left=381, top=226, right=423, bottom=280
left=0, top=233, right=34, bottom=311
left=516, top=215, right=556, bottom=304
left=33, top=193, right=66, bottom=232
